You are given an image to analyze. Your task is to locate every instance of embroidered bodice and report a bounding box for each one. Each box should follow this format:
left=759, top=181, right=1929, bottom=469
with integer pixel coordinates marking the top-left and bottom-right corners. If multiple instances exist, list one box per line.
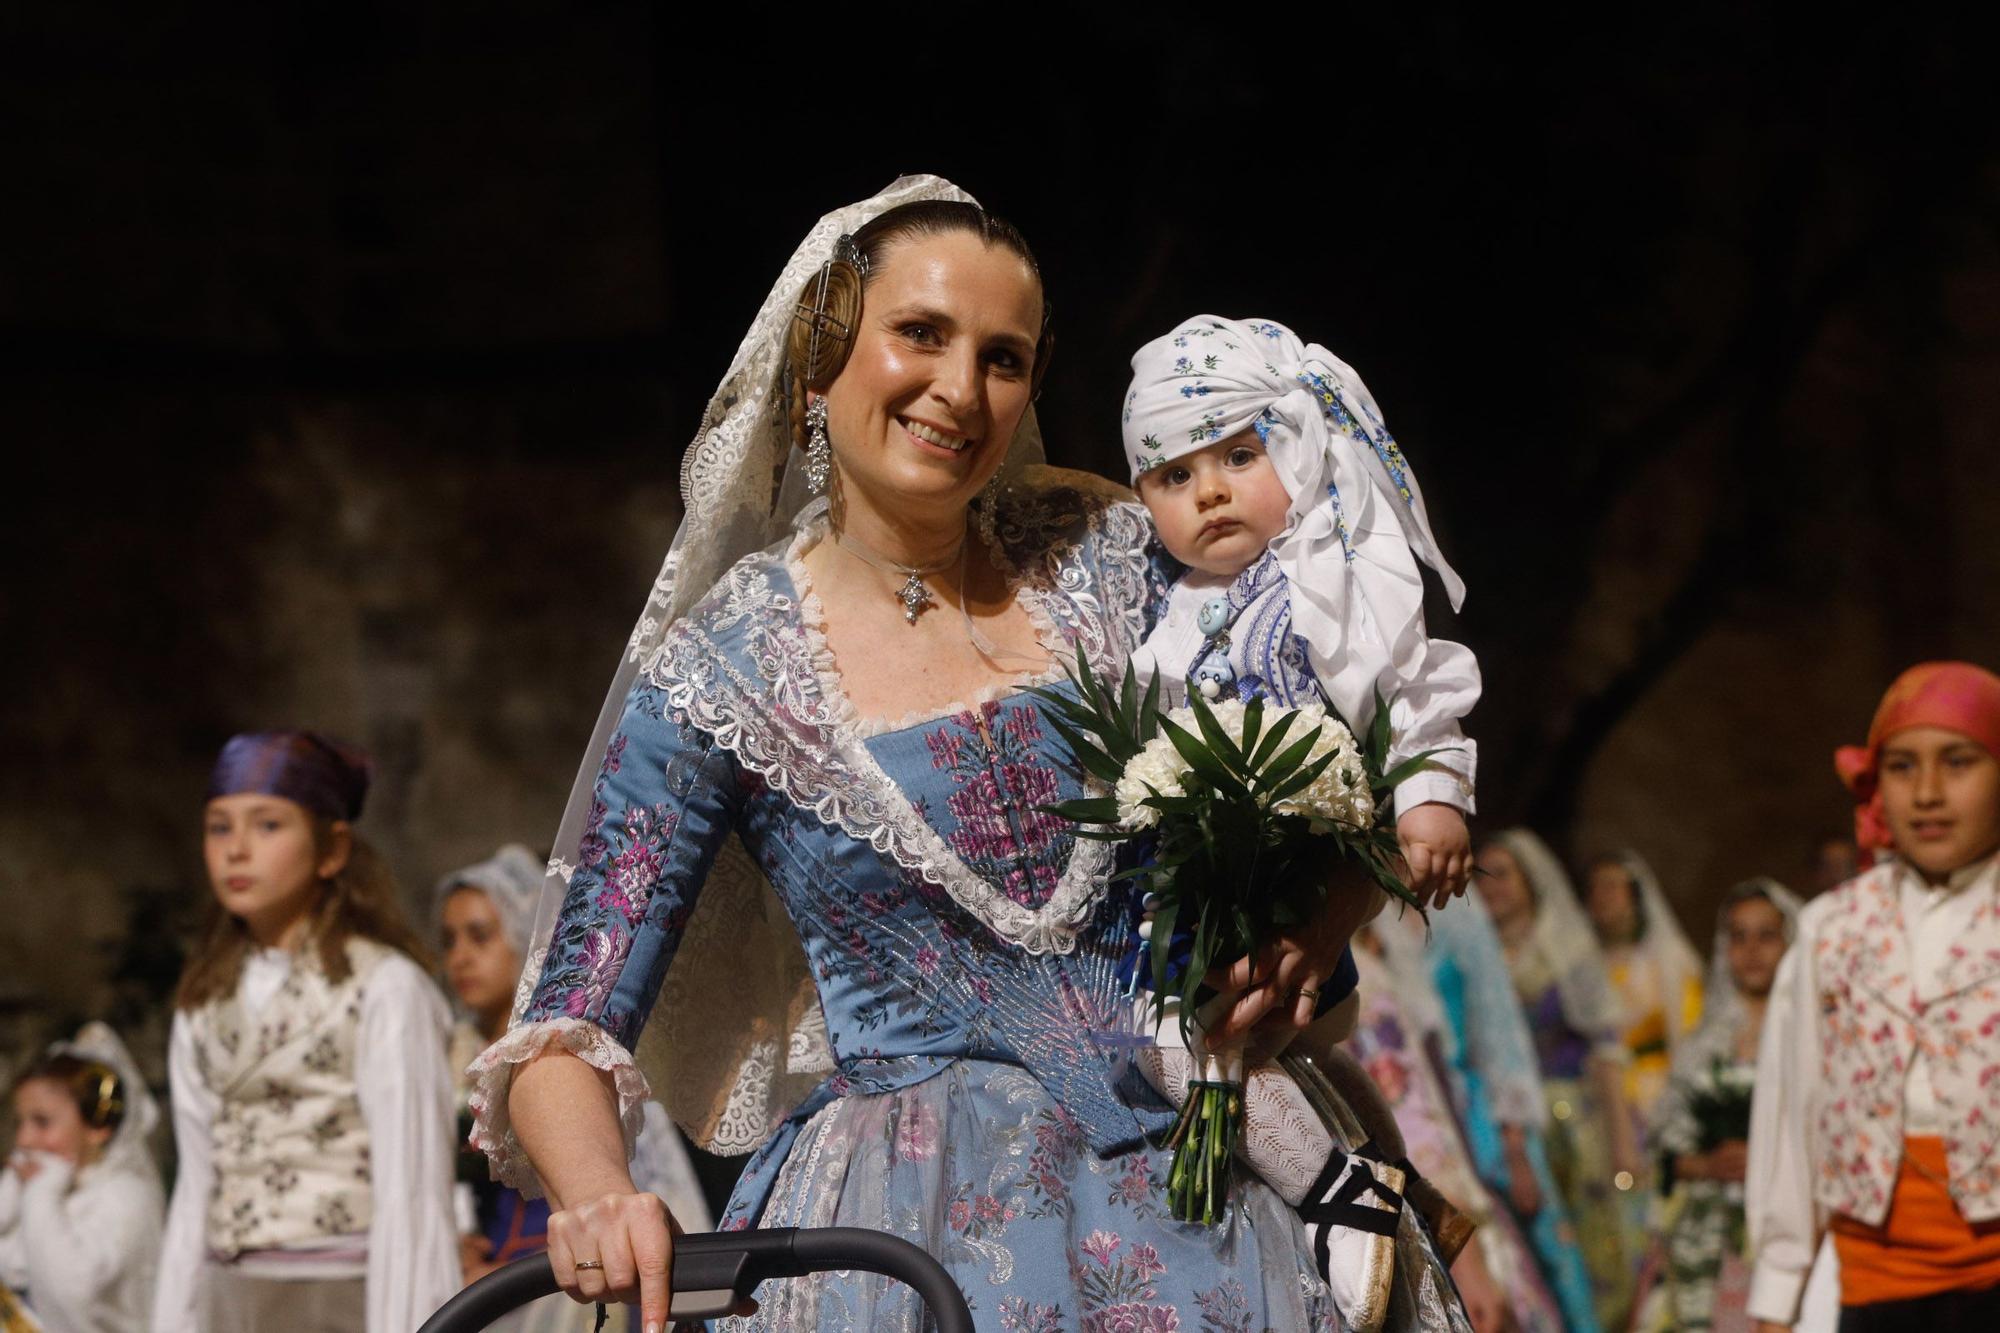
left=515, top=487, right=1173, bottom=1165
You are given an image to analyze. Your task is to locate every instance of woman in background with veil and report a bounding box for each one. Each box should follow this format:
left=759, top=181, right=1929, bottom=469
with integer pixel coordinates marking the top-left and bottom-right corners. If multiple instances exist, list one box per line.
left=1634, top=879, right=1808, bottom=1333
left=466, top=176, right=1472, bottom=1331
left=1474, top=828, right=1645, bottom=1332
left=1583, top=850, right=1705, bottom=1135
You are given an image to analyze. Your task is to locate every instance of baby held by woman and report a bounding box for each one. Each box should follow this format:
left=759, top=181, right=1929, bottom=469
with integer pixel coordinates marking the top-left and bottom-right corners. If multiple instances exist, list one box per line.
left=1118, top=316, right=1481, bottom=1303
left=1123, top=315, right=1478, bottom=876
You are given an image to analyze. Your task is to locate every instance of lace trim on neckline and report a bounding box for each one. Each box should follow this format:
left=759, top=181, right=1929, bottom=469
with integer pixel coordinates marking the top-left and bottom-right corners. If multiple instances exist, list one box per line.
left=641, top=492, right=1143, bottom=956
left=786, top=523, right=1068, bottom=741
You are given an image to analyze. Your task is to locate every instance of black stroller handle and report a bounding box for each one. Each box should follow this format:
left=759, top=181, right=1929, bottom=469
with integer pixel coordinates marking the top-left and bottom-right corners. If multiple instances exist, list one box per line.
left=416, top=1226, right=974, bottom=1332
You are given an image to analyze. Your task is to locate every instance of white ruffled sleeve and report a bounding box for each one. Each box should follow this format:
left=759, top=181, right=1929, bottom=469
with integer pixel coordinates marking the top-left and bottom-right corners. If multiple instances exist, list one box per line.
left=1746, top=905, right=1828, bottom=1325
left=355, top=954, right=460, bottom=1333
left=152, top=1011, right=215, bottom=1333
left=465, top=1017, right=654, bottom=1199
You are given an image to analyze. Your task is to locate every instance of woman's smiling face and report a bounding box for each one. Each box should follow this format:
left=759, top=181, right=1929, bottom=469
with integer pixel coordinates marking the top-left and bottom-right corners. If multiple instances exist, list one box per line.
left=820, top=229, right=1042, bottom=525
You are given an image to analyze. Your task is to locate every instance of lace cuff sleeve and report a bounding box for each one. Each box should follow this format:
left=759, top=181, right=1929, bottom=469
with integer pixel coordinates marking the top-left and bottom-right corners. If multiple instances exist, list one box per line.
left=466, top=1017, right=655, bottom=1197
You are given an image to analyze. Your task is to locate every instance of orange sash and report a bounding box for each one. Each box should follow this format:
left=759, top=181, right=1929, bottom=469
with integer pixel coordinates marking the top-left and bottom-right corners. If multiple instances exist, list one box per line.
left=1831, top=1137, right=2000, bottom=1306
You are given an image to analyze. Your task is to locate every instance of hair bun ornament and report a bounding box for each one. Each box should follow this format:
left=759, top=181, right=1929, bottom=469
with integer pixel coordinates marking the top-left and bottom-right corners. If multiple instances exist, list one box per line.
left=89, top=1065, right=123, bottom=1129
left=790, top=233, right=868, bottom=391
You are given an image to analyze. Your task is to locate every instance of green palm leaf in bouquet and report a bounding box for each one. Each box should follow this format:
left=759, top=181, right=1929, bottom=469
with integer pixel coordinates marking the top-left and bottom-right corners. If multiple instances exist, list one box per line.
left=1032, top=647, right=1439, bottom=1222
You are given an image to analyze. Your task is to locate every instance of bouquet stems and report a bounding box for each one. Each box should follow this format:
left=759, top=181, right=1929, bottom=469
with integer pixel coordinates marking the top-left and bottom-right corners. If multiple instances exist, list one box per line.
left=1164, top=1044, right=1244, bottom=1223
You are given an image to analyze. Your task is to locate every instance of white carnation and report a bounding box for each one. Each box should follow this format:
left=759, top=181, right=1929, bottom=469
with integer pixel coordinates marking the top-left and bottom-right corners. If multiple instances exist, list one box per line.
left=1175, top=697, right=1250, bottom=738
left=1264, top=705, right=1377, bottom=831
left=1114, top=734, right=1190, bottom=828
left=1113, top=699, right=1377, bottom=833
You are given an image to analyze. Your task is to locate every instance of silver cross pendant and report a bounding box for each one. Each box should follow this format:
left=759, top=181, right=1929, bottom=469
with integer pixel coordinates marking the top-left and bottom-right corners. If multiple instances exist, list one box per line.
left=897, top=571, right=933, bottom=624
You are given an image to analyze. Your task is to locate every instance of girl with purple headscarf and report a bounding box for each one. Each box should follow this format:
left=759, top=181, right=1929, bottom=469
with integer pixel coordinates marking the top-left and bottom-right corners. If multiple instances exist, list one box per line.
left=152, top=732, right=459, bottom=1333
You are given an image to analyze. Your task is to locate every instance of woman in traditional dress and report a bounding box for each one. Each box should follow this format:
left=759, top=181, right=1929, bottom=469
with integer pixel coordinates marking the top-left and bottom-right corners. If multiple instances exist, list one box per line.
left=0, top=1024, right=162, bottom=1333
left=1422, top=891, right=1601, bottom=1331
left=1634, top=879, right=1798, bottom=1332
left=1474, top=828, right=1645, bottom=1331
left=1348, top=915, right=1566, bottom=1333
left=1584, top=850, right=1705, bottom=1131
left=467, top=176, right=1472, bottom=1332
left=435, top=845, right=710, bottom=1331
left=153, top=732, right=459, bottom=1333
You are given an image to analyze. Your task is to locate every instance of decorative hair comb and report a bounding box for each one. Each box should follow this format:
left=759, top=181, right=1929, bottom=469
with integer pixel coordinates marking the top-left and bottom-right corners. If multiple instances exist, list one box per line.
left=832, top=232, right=868, bottom=276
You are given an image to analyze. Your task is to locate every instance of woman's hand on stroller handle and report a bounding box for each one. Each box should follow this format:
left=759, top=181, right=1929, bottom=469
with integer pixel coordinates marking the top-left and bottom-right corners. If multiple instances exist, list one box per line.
left=547, top=1189, right=757, bottom=1326
left=419, top=1225, right=977, bottom=1333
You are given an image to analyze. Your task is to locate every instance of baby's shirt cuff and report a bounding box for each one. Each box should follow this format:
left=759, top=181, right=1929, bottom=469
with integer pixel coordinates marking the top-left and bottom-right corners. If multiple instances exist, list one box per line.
left=1392, top=770, right=1474, bottom=817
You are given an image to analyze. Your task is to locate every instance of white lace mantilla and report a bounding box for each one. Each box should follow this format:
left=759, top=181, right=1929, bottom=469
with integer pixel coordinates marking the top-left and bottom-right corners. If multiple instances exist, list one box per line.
left=644, top=483, right=1152, bottom=957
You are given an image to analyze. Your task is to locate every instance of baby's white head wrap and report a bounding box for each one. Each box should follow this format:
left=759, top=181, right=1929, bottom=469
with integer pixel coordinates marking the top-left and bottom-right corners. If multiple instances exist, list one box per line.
left=1122, top=315, right=1474, bottom=739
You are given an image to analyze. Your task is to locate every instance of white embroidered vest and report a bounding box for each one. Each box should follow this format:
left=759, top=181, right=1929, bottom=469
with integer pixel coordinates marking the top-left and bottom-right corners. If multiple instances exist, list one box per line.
left=1811, top=862, right=2000, bottom=1225
left=192, top=937, right=390, bottom=1256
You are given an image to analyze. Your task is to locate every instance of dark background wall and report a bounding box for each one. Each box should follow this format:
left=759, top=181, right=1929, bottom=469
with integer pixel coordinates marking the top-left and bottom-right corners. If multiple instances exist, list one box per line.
left=4, top=9, right=1995, bottom=1071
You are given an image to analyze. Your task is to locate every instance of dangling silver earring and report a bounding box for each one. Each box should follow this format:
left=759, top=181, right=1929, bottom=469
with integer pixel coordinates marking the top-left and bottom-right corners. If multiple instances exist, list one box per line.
left=805, top=397, right=833, bottom=494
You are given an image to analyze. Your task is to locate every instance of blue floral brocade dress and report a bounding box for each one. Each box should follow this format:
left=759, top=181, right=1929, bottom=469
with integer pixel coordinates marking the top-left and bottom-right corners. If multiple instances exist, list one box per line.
left=514, top=491, right=1368, bottom=1332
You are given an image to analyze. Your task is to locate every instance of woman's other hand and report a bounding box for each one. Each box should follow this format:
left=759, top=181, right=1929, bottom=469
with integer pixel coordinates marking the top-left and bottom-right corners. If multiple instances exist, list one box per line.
left=1204, top=869, right=1385, bottom=1043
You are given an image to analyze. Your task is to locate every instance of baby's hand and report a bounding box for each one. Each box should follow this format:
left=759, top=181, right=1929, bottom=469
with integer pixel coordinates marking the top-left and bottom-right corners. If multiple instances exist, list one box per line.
left=1396, top=803, right=1472, bottom=907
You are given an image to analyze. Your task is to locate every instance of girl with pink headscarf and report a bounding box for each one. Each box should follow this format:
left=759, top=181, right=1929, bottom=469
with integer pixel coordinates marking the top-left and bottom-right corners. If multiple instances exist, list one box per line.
left=1745, top=662, right=2000, bottom=1331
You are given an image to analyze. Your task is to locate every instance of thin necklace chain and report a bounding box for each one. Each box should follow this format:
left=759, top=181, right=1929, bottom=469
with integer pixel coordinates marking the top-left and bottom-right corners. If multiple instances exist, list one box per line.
left=830, top=523, right=1051, bottom=670
left=834, top=526, right=967, bottom=625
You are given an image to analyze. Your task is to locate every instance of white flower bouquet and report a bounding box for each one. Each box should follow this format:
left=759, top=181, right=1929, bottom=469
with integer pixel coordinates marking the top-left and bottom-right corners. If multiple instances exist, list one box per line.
left=1035, top=651, right=1433, bottom=1223
left=1688, top=1056, right=1757, bottom=1151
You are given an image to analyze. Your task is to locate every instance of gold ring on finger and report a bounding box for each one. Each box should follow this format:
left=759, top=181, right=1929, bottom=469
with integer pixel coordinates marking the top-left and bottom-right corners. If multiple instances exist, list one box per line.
left=574, top=1260, right=605, bottom=1272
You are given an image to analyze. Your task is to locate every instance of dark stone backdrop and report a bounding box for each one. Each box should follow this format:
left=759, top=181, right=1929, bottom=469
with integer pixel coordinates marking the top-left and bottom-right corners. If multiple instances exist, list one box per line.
left=3, top=9, right=1995, bottom=1068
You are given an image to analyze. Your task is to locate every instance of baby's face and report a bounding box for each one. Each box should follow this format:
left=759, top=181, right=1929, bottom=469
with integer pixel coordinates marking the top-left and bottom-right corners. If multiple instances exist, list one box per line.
left=1136, top=430, right=1293, bottom=577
